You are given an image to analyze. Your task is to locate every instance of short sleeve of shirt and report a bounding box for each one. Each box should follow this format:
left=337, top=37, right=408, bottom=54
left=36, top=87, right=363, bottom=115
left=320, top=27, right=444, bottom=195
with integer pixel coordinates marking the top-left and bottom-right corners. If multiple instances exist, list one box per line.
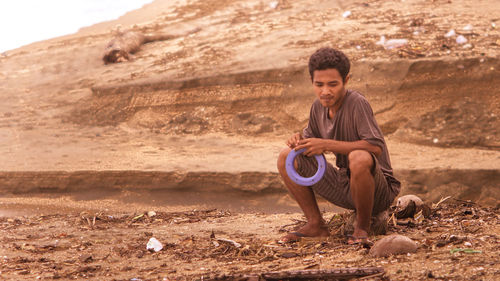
left=353, top=98, right=385, bottom=149
left=302, top=101, right=320, bottom=138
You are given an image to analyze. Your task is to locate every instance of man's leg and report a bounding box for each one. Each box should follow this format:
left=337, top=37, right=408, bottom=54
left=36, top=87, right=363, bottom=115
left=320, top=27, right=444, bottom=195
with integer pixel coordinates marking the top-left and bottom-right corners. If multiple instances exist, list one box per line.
left=348, top=150, right=376, bottom=240
left=277, top=148, right=329, bottom=241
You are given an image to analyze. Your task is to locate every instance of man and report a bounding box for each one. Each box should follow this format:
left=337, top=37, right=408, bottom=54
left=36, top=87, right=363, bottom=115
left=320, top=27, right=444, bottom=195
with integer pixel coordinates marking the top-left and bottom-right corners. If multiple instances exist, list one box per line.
left=277, top=47, right=400, bottom=245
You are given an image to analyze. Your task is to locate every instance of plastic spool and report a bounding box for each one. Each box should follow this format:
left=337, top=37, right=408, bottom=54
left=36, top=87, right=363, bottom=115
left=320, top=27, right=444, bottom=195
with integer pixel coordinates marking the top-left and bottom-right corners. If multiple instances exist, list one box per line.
left=285, top=148, right=326, bottom=186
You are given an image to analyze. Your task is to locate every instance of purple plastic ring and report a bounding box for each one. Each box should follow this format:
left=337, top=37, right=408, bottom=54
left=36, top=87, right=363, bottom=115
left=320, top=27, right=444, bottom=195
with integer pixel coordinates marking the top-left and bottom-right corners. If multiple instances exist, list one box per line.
left=285, top=148, right=326, bottom=186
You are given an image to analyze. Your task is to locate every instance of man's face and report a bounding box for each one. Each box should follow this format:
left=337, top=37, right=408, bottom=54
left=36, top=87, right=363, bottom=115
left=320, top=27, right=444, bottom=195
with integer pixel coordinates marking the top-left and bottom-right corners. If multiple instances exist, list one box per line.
left=312, top=68, right=349, bottom=109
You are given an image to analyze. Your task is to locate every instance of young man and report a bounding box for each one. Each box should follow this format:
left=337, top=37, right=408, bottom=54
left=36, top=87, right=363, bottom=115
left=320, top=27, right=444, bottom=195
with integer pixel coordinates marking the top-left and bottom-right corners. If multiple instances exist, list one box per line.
left=277, top=47, right=400, bottom=244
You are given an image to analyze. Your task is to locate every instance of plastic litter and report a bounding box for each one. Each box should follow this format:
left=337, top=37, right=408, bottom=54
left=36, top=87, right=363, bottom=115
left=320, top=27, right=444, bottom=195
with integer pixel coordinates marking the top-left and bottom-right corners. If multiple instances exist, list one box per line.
left=456, top=35, right=467, bottom=44
left=342, top=11, right=352, bottom=18
left=376, top=36, right=408, bottom=50
left=450, top=248, right=482, bottom=254
left=269, top=1, right=278, bottom=9
left=462, top=24, right=473, bottom=31
left=217, top=238, right=241, bottom=248
left=444, top=29, right=456, bottom=38
left=146, top=237, right=163, bottom=252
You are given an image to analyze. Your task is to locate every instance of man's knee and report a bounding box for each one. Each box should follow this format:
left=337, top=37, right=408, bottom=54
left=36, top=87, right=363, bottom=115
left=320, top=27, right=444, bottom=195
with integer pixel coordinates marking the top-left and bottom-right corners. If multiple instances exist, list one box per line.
left=348, top=150, right=373, bottom=174
left=277, top=147, right=292, bottom=172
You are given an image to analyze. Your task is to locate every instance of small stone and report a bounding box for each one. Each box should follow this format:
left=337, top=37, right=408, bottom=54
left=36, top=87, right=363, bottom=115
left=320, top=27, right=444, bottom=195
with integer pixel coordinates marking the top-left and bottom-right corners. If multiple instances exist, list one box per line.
left=369, top=235, right=418, bottom=257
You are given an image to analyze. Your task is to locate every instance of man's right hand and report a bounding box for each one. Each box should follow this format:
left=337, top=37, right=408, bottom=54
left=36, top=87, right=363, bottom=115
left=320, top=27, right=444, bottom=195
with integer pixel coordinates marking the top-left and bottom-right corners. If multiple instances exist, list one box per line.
left=286, top=133, right=303, bottom=148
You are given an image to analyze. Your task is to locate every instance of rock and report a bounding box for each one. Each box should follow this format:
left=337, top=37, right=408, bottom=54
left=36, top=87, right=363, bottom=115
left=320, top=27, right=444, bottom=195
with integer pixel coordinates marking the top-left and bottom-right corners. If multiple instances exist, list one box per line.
left=369, top=235, right=418, bottom=257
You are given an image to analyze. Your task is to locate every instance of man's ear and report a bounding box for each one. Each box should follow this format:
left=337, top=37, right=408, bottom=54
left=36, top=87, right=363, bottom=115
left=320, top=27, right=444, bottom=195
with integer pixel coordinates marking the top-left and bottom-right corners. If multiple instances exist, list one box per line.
left=343, top=74, right=351, bottom=86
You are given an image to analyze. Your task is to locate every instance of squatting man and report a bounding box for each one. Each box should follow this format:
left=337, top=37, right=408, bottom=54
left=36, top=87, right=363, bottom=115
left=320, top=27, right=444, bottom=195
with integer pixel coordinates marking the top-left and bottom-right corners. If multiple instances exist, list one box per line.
left=277, top=47, right=401, bottom=245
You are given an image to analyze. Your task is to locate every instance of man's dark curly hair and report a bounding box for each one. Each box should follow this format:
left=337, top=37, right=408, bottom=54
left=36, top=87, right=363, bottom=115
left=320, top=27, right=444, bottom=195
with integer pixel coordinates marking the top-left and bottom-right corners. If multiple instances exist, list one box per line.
left=308, top=47, right=350, bottom=82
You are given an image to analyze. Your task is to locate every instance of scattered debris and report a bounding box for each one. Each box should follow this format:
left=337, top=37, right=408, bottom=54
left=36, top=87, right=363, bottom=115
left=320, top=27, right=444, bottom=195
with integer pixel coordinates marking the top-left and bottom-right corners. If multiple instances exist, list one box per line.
left=462, top=24, right=473, bottom=31
left=450, top=248, right=482, bottom=254
left=342, top=11, right=352, bottom=18
left=444, top=29, right=456, bottom=38
left=376, top=36, right=408, bottom=50
left=204, top=267, right=385, bottom=281
left=0, top=202, right=497, bottom=280
left=456, top=35, right=468, bottom=44
left=146, top=237, right=163, bottom=252
left=216, top=238, right=242, bottom=248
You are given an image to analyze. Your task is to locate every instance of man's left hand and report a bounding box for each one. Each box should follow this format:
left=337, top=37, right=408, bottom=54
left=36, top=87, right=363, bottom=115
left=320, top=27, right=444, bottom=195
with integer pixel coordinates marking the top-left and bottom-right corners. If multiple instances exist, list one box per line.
left=294, top=138, right=328, bottom=156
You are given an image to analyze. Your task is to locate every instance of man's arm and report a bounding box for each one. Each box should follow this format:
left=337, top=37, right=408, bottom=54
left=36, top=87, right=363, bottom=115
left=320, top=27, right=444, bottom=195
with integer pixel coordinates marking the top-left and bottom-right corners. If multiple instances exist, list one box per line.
left=294, top=138, right=382, bottom=157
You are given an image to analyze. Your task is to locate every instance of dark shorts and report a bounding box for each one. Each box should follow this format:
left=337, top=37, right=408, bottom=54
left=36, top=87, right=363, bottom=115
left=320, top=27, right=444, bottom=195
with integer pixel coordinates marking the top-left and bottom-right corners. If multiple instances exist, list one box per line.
left=295, top=153, right=396, bottom=215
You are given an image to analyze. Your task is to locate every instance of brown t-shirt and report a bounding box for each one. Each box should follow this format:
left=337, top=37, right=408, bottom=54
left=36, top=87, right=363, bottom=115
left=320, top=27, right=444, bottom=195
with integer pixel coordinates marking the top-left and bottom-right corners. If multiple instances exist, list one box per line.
left=303, top=89, right=401, bottom=193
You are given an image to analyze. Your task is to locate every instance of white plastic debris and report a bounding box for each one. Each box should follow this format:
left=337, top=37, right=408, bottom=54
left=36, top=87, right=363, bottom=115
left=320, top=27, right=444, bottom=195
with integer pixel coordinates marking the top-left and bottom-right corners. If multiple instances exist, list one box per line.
left=456, top=35, right=468, bottom=44
left=146, top=237, right=163, bottom=252
left=217, top=238, right=241, bottom=248
left=462, top=24, right=473, bottom=31
left=342, top=11, right=352, bottom=18
left=433, top=138, right=438, bottom=144
left=269, top=1, right=279, bottom=9
left=444, top=29, right=456, bottom=38
left=376, top=36, right=408, bottom=50
left=147, top=211, right=157, bottom=217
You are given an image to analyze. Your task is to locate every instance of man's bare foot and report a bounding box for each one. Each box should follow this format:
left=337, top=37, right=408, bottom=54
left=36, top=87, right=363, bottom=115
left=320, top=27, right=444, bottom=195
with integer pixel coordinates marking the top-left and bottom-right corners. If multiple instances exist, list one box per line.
left=279, top=223, right=329, bottom=243
left=347, top=235, right=373, bottom=247
left=348, top=226, right=373, bottom=247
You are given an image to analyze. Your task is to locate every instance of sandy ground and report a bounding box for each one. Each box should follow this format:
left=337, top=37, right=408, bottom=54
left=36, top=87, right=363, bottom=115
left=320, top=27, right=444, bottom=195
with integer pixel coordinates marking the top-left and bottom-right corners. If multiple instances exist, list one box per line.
left=0, top=0, right=499, bottom=280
